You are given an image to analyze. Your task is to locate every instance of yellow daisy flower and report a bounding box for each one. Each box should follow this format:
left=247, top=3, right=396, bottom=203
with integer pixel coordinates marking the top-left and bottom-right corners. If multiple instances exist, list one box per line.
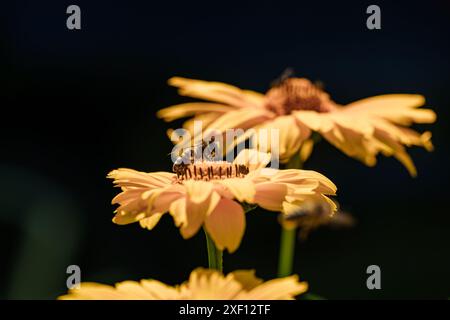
left=108, top=149, right=336, bottom=253
left=58, top=268, right=307, bottom=300
left=158, top=76, right=436, bottom=176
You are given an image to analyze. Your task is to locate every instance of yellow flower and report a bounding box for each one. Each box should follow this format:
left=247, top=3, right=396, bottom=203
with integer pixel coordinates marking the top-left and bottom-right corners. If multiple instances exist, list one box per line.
left=108, top=150, right=336, bottom=253
left=58, top=268, right=307, bottom=300
left=158, top=77, right=436, bottom=176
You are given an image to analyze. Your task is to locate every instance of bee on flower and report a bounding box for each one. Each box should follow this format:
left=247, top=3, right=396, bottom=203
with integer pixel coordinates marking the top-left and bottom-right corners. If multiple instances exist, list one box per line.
left=108, top=149, right=336, bottom=253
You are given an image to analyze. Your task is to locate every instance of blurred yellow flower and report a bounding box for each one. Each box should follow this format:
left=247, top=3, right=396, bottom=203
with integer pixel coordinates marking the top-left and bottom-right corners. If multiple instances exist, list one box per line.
left=158, top=77, right=436, bottom=176
left=108, top=149, right=336, bottom=253
left=59, top=268, right=307, bottom=300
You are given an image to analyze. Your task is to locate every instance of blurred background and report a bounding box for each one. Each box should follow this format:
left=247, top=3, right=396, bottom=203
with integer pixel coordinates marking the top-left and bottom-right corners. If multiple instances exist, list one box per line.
left=1, top=0, right=449, bottom=299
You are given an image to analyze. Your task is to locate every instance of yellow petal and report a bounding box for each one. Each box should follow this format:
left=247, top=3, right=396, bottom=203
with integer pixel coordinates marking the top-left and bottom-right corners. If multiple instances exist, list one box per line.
left=108, top=169, right=175, bottom=225
left=58, top=280, right=180, bottom=300
left=108, top=169, right=174, bottom=189
left=346, top=94, right=425, bottom=111
left=206, top=107, right=272, bottom=132
left=252, top=115, right=311, bottom=163
left=139, top=213, right=164, bottom=230
left=169, top=197, right=187, bottom=227
left=321, top=124, right=378, bottom=167
left=345, top=94, right=436, bottom=125
left=371, top=117, right=434, bottom=151
left=299, top=139, right=314, bottom=163
left=205, top=198, right=246, bottom=253
left=115, top=281, right=157, bottom=299
left=215, top=177, right=255, bottom=203
left=151, top=186, right=185, bottom=214
left=140, top=280, right=181, bottom=299
left=293, top=110, right=334, bottom=132
left=253, top=182, right=288, bottom=211
left=237, top=275, right=308, bottom=300
left=271, top=169, right=337, bottom=195
left=175, top=191, right=221, bottom=239
left=157, top=102, right=235, bottom=122
left=183, top=180, right=213, bottom=203
left=373, top=128, right=417, bottom=176
left=420, top=131, right=434, bottom=151
left=178, top=108, right=273, bottom=154
left=330, top=111, right=374, bottom=137
left=181, top=268, right=243, bottom=299
left=168, top=77, right=265, bottom=109
left=58, top=282, right=135, bottom=300
left=229, top=270, right=263, bottom=290
left=233, top=148, right=271, bottom=171
left=182, top=112, right=221, bottom=134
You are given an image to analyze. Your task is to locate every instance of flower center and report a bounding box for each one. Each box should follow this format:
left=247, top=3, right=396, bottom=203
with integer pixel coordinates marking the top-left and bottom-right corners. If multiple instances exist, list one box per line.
left=172, top=137, right=249, bottom=182
left=264, top=78, right=335, bottom=115
left=173, top=161, right=249, bottom=181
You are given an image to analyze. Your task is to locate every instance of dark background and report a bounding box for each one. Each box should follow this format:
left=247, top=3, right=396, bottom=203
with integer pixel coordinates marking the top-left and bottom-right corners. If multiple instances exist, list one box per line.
left=1, top=0, right=449, bottom=299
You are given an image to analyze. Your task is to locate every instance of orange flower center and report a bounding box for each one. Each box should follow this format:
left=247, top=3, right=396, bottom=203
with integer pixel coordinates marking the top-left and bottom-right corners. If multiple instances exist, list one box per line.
left=173, top=161, right=249, bottom=182
left=265, top=78, right=334, bottom=115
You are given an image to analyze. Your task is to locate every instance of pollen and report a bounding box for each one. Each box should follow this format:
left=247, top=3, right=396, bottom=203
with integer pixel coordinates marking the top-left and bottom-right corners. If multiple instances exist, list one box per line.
left=265, top=78, right=335, bottom=115
left=173, top=161, right=249, bottom=182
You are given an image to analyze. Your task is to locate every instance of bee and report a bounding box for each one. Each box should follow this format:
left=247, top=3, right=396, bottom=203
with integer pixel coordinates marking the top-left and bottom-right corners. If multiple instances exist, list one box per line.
left=280, top=200, right=355, bottom=240
left=172, top=146, right=195, bottom=179
left=270, top=68, right=325, bottom=91
left=201, top=136, right=219, bottom=161
left=270, top=68, right=295, bottom=88
left=172, top=137, right=221, bottom=179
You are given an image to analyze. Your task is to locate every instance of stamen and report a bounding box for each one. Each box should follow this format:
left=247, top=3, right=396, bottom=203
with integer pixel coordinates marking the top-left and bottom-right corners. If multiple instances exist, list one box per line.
left=265, top=78, right=335, bottom=115
left=172, top=137, right=249, bottom=182
left=172, top=161, right=249, bottom=182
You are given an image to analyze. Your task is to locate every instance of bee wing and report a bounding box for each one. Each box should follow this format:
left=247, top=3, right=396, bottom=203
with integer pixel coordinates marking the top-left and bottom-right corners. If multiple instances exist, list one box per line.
left=328, top=211, right=356, bottom=227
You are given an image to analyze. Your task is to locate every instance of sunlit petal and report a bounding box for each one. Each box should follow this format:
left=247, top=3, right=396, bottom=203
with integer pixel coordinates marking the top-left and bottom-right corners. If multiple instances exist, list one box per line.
left=205, top=198, right=246, bottom=253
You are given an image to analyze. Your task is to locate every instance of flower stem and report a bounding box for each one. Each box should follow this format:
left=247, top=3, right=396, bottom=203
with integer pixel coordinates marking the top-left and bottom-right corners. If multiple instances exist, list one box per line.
left=277, top=226, right=296, bottom=277
left=204, top=228, right=223, bottom=272
left=277, top=153, right=303, bottom=277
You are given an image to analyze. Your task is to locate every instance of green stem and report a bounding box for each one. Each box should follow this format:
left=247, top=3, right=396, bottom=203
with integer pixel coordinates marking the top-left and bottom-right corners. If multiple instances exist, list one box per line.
left=277, top=227, right=296, bottom=277
left=204, top=228, right=223, bottom=272
left=277, top=153, right=303, bottom=277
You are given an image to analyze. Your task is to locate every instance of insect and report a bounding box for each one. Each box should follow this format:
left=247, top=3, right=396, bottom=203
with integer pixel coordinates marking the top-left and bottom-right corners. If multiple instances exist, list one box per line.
left=280, top=200, right=355, bottom=240
left=270, top=67, right=295, bottom=88
left=201, top=136, right=219, bottom=160
left=172, top=147, right=196, bottom=180
left=172, top=137, right=221, bottom=180
left=270, top=68, right=325, bottom=91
